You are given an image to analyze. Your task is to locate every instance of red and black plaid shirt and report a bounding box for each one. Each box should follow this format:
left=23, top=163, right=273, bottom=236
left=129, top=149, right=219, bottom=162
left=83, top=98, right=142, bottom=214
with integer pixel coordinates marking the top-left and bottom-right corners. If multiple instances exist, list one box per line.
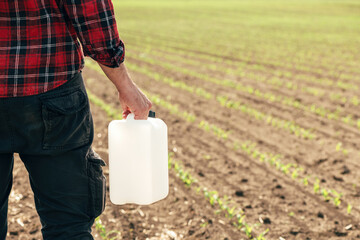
left=0, top=0, right=125, bottom=97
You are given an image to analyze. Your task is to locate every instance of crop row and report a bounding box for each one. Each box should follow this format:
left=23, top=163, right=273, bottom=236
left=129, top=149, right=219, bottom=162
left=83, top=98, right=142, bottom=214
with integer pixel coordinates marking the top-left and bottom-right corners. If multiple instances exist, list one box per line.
left=165, top=91, right=354, bottom=213
left=127, top=44, right=360, bottom=104
left=168, top=154, right=269, bottom=240
left=87, top=89, right=268, bottom=239
left=94, top=58, right=317, bottom=140
left=89, top=79, right=356, bottom=226
left=216, top=96, right=316, bottom=139
left=196, top=107, right=353, bottom=213
left=149, top=92, right=353, bottom=213
left=126, top=49, right=352, bottom=111
left=122, top=27, right=357, bottom=74
left=123, top=53, right=360, bottom=133
left=239, top=141, right=345, bottom=209
left=85, top=58, right=355, bottom=195
left=118, top=58, right=359, bottom=156
left=126, top=40, right=358, bottom=94
left=122, top=32, right=359, bottom=83
left=85, top=60, right=355, bottom=216
left=85, top=56, right=354, bottom=172
left=86, top=74, right=351, bottom=215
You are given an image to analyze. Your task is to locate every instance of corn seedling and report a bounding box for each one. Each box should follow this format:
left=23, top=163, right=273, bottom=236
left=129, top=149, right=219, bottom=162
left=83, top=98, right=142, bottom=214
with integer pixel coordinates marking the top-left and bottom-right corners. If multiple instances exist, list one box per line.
left=347, top=204, right=352, bottom=214
left=321, top=189, right=330, bottom=201
left=331, top=190, right=342, bottom=207
left=256, top=229, right=269, bottom=240
left=302, top=176, right=309, bottom=186
left=199, top=120, right=230, bottom=140
left=95, top=217, right=120, bottom=240
left=313, top=178, right=320, bottom=194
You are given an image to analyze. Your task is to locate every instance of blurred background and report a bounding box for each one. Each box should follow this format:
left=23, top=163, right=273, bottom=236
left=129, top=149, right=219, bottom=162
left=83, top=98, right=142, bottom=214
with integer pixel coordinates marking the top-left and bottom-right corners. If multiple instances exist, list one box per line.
left=8, top=0, right=360, bottom=239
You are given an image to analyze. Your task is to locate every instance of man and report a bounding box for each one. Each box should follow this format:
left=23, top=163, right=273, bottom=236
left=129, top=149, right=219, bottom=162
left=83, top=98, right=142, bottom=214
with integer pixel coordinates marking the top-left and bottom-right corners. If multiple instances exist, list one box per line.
left=0, top=0, right=151, bottom=239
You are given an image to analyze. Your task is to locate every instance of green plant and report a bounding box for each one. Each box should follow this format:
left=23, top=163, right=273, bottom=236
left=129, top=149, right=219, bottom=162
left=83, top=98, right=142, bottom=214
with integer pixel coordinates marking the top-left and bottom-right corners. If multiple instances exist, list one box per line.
left=321, top=189, right=330, bottom=201
left=199, top=120, right=230, bottom=140
left=336, top=142, right=342, bottom=152
left=313, top=178, right=320, bottom=193
left=95, top=217, right=120, bottom=240
left=302, top=176, right=309, bottom=186
left=256, top=228, right=269, bottom=240
left=331, top=190, right=342, bottom=207
left=347, top=204, right=352, bottom=214
left=200, top=221, right=209, bottom=227
left=243, top=223, right=253, bottom=238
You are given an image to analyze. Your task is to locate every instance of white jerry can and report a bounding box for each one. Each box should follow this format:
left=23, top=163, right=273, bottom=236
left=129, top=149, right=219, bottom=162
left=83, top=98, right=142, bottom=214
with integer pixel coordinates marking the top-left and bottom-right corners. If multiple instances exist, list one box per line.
left=108, top=111, right=169, bottom=205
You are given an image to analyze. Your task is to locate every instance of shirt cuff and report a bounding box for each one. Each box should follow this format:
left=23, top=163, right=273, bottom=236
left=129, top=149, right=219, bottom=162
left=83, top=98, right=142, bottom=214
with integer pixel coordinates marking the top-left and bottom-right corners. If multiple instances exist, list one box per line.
left=84, top=40, right=125, bottom=68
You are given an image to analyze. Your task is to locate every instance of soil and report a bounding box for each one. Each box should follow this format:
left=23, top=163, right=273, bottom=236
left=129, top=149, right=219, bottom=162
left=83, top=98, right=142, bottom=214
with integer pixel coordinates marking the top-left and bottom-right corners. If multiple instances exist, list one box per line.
left=6, top=60, right=360, bottom=239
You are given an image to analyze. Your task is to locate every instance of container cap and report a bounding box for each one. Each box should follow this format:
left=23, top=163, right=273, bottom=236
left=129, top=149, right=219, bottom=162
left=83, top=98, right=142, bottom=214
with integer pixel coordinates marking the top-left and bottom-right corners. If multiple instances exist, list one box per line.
left=148, top=111, right=155, bottom=118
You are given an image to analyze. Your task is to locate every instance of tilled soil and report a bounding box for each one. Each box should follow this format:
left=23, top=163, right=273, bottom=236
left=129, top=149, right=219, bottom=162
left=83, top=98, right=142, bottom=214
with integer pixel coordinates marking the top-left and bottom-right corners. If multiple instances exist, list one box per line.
left=6, top=62, right=360, bottom=239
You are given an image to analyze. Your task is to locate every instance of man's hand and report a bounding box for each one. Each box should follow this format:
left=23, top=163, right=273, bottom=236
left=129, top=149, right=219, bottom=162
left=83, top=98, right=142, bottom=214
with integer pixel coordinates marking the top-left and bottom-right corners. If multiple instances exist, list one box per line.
left=98, top=62, right=152, bottom=120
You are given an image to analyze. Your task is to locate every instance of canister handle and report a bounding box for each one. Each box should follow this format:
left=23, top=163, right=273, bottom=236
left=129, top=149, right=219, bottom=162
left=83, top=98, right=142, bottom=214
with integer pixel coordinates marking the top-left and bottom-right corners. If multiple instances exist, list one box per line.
left=126, top=111, right=155, bottom=120
left=126, top=113, right=135, bottom=121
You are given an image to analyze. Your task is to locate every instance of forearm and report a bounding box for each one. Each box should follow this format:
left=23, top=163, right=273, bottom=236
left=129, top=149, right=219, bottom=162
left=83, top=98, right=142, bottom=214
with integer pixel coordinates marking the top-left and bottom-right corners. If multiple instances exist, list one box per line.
left=97, top=62, right=133, bottom=91
left=97, top=61, right=152, bottom=120
left=63, top=0, right=151, bottom=119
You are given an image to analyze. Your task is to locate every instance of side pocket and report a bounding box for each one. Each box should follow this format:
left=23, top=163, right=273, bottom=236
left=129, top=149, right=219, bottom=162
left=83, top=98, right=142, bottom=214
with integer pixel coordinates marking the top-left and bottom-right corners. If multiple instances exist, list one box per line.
left=87, top=148, right=106, bottom=218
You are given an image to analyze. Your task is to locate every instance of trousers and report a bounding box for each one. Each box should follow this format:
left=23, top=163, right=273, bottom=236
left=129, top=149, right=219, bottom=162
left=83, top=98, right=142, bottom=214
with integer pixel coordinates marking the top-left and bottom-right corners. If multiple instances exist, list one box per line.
left=0, top=72, right=106, bottom=239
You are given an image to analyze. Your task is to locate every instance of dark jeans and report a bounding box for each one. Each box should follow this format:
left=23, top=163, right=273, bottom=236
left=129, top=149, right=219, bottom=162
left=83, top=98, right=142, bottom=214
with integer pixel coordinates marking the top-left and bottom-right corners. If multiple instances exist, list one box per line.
left=0, top=72, right=106, bottom=239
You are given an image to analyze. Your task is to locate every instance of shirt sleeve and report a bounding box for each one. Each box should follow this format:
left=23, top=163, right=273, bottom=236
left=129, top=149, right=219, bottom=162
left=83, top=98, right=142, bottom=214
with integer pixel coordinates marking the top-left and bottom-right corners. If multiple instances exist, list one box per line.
left=62, top=0, right=125, bottom=68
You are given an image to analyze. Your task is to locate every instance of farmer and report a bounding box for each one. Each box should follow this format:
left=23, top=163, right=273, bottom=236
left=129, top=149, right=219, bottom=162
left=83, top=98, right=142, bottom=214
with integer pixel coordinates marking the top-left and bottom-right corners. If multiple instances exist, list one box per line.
left=0, top=0, right=151, bottom=239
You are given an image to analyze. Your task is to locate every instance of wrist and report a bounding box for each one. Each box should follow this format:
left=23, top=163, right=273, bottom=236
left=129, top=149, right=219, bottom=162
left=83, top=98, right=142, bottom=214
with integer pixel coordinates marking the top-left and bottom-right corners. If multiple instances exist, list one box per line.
left=98, top=61, right=134, bottom=91
left=115, top=75, right=133, bottom=93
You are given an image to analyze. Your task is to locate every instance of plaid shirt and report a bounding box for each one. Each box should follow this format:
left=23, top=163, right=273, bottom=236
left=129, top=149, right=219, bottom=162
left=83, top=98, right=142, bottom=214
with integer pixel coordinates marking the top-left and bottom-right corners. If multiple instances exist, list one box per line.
left=0, top=0, right=125, bottom=97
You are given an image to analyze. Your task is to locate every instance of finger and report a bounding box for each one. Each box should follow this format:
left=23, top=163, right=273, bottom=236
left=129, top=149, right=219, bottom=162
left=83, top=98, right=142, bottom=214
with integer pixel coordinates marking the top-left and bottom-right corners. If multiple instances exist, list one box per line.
left=134, top=115, right=147, bottom=120
left=122, top=109, right=131, bottom=119
left=118, top=93, right=128, bottom=112
left=133, top=110, right=149, bottom=120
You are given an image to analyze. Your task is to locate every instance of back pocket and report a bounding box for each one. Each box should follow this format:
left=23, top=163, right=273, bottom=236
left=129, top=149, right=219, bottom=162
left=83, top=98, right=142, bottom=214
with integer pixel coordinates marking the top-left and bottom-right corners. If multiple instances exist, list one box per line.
left=40, top=89, right=91, bottom=150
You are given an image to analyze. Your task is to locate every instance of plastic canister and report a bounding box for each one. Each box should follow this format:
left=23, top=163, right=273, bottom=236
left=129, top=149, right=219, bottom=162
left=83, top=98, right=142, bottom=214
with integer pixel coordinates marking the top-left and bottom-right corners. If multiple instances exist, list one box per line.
left=108, top=111, right=169, bottom=205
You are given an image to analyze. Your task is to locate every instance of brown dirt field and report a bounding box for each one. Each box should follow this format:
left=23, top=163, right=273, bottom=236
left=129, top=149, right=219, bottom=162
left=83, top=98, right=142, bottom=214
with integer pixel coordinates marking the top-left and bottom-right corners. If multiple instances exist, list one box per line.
left=6, top=60, right=360, bottom=239
left=126, top=49, right=360, bottom=122
left=83, top=64, right=360, bottom=238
